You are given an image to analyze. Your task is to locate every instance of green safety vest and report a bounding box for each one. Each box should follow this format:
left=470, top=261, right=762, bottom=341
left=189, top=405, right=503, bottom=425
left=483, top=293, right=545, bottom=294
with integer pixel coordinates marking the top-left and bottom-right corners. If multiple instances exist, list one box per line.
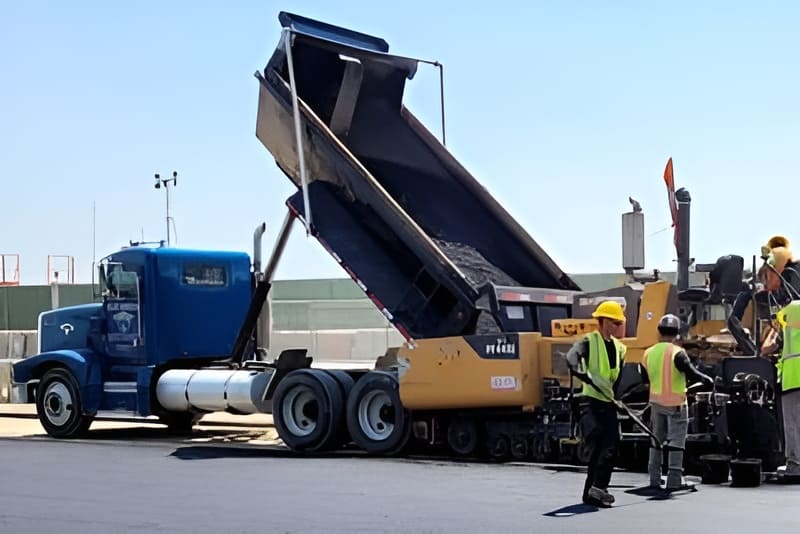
left=582, top=331, right=626, bottom=402
left=643, top=342, right=687, bottom=406
left=778, top=302, right=800, bottom=393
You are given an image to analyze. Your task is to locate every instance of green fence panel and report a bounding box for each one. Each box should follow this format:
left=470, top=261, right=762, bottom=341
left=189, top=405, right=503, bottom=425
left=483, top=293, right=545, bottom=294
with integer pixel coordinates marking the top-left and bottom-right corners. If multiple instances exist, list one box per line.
left=6, top=286, right=52, bottom=330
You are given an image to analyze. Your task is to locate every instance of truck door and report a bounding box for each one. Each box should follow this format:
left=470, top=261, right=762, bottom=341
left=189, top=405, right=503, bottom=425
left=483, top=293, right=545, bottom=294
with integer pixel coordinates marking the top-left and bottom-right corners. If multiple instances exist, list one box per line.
left=100, top=262, right=146, bottom=365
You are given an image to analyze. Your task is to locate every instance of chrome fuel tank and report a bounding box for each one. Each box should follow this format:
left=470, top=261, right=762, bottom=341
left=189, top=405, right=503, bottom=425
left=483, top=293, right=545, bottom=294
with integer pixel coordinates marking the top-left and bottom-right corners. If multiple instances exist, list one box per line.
left=155, top=368, right=273, bottom=414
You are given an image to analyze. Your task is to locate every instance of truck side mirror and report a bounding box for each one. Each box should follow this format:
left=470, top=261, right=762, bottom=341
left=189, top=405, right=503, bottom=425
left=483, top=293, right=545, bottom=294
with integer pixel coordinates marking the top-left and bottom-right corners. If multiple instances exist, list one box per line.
left=95, top=264, right=108, bottom=299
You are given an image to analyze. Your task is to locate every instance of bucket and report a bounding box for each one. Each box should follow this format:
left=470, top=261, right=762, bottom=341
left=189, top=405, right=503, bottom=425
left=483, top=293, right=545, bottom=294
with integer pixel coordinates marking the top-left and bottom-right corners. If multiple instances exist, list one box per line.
left=730, top=458, right=762, bottom=487
left=699, top=454, right=731, bottom=484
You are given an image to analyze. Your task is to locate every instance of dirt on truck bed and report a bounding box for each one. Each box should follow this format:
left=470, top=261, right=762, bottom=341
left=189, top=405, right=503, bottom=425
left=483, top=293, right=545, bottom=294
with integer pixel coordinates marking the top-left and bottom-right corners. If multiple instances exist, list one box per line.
left=433, top=239, right=520, bottom=289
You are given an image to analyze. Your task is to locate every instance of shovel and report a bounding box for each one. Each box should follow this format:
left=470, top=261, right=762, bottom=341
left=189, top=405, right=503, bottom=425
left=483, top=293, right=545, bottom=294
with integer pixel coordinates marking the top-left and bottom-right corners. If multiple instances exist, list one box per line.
left=574, top=371, right=663, bottom=450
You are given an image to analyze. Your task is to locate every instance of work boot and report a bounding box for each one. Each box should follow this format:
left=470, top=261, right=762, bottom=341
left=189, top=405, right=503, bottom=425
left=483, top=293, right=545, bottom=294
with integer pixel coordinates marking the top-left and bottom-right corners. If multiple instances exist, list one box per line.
left=587, top=486, right=615, bottom=506
left=781, top=461, right=800, bottom=476
left=666, top=470, right=683, bottom=491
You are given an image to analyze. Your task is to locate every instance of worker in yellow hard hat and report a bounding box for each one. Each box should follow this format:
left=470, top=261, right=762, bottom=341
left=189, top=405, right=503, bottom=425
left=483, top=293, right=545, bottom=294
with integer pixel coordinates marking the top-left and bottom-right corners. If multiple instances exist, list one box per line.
left=764, top=244, right=800, bottom=298
left=566, top=300, right=628, bottom=507
left=731, top=236, right=799, bottom=331
left=757, top=238, right=800, bottom=356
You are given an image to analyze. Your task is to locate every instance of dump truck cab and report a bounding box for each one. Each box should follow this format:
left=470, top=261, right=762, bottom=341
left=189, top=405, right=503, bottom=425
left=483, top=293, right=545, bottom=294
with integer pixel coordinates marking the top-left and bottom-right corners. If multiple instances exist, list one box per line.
left=12, top=244, right=252, bottom=436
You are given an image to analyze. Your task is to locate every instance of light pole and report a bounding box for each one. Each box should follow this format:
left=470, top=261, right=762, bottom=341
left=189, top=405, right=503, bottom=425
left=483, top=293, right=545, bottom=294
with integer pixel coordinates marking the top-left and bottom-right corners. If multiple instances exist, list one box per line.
left=154, top=171, right=177, bottom=246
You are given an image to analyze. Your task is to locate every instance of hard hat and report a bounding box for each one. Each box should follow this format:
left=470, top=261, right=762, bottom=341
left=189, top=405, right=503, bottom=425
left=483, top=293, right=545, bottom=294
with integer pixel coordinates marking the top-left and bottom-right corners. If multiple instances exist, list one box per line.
left=592, top=300, right=626, bottom=322
left=762, top=235, right=790, bottom=260
left=657, top=314, right=681, bottom=332
left=767, top=235, right=790, bottom=250
left=768, top=246, right=793, bottom=273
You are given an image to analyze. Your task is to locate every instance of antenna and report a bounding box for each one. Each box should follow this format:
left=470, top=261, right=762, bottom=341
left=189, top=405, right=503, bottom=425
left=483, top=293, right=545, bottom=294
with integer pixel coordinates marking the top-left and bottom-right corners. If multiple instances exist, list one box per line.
left=91, top=201, right=96, bottom=290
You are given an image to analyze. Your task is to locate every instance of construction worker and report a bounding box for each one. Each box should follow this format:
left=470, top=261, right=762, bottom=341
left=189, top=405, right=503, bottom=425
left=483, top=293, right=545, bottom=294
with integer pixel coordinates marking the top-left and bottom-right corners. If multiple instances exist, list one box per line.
left=764, top=243, right=800, bottom=304
left=566, top=300, right=627, bottom=507
left=640, top=314, right=714, bottom=490
left=758, top=242, right=800, bottom=356
left=732, top=236, right=799, bottom=322
left=776, top=303, right=800, bottom=476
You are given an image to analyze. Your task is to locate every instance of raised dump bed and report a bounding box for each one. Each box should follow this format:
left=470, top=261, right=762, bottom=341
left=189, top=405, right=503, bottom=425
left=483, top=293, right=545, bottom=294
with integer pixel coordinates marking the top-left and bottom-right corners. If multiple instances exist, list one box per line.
left=255, top=12, right=580, bottom=340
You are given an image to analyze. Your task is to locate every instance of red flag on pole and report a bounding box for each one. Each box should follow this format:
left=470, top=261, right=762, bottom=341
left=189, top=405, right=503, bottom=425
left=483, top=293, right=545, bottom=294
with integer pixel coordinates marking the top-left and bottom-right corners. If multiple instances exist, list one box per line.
left=663, top=157, right=680, bottom=254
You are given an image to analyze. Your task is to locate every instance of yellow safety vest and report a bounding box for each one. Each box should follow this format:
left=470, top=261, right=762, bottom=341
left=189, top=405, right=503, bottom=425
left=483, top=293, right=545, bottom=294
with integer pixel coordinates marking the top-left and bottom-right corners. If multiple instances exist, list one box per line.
left=643, top=342, right=687, bottom=406
left=778, top=302, right=800, bottom=393
left=582, top=331, right=626, bottom=402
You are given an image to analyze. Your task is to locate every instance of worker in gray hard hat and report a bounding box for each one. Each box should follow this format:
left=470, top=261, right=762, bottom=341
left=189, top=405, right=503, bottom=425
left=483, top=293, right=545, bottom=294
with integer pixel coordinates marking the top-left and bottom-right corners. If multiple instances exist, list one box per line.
left=639, top=314, right=714, bottom=490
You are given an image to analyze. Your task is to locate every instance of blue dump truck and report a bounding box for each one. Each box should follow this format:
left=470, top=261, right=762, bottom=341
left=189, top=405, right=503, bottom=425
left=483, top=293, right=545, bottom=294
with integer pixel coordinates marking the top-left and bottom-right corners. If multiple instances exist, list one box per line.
left=13, top=12, right=786, bottom=479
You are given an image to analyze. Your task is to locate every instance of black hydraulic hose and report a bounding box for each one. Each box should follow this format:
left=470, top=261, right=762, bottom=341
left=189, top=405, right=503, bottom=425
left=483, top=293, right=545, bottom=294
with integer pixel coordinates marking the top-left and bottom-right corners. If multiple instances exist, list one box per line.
left=230, top=281, right=272, bottom=365
left=764, top=261, right=800, bottom=300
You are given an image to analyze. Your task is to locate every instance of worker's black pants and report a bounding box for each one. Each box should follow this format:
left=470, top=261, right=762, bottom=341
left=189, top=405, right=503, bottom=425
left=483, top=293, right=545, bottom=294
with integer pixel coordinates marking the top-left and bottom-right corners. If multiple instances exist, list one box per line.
left=581, top=399, right=619, bottom=499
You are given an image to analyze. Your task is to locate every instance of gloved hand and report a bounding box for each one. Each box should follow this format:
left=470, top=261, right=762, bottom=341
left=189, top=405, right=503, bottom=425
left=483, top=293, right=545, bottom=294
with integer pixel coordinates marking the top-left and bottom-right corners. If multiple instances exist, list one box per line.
left=565, top=346, right=585, bottom=375
left=701, top=374, right=715, bottom=388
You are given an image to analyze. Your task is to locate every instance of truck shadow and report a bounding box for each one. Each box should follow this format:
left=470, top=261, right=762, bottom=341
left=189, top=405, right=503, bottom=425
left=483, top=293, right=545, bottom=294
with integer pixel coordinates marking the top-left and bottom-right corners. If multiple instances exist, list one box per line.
left=84, top=426, right=271, bottom=442
left=169, top=445, right=365, bottom=461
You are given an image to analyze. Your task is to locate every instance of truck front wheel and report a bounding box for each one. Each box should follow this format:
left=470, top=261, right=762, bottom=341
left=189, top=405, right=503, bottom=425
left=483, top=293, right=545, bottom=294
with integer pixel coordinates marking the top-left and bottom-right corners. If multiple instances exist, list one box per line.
left=36, top=368, right=94, bottom=438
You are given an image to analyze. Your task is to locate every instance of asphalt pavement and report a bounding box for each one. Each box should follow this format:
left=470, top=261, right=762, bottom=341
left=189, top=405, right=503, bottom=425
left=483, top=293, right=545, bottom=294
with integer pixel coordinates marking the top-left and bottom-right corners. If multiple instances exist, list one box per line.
left=0, top=429, right=798, bottom=534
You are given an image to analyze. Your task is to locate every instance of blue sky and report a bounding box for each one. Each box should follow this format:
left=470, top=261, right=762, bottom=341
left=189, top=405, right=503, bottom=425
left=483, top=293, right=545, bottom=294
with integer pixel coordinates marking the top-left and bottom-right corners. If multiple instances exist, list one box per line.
left=1, top=1, right=798, bottom=286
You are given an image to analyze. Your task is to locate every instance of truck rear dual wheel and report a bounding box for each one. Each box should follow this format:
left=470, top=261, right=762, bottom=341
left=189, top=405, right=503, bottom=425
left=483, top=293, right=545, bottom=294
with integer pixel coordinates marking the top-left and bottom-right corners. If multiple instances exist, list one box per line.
left=272, top=369, right=346, bottom=453
left=325, top=370, right=355, bottom=448
left=346, top=371, right=410, bottom=455
left=36, top=368, right=94, bottom=438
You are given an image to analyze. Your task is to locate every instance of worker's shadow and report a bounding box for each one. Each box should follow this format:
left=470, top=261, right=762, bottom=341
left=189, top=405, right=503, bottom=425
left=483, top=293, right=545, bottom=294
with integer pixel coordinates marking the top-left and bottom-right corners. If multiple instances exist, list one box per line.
left=543, top=503, right=600, bottom=517
left=544, top=484, right=663, bottom=517
left=625, top=485, right=697, bottom=500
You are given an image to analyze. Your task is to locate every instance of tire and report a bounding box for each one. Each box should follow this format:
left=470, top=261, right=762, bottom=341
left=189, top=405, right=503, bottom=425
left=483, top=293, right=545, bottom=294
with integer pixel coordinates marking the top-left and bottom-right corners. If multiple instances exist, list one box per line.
left=487, top=433, right=511, bottom=462
left=323, top=370, right=355, bottom=448
left=346, top=371, right=410, bottom=455
left=272, top=369, right=344, bottom=453
left=325, top=370, right=355, bottom=399
left=447, top=417, right=480, bottom=457
left=36, top=368, right=94, bottom=438
left=510, top=435, right=530, bottom=461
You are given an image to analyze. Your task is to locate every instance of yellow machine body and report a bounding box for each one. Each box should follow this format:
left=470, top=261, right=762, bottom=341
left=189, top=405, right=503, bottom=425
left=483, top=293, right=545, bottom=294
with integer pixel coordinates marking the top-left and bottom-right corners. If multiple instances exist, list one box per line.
left=397, top=280, right=675, bottom=411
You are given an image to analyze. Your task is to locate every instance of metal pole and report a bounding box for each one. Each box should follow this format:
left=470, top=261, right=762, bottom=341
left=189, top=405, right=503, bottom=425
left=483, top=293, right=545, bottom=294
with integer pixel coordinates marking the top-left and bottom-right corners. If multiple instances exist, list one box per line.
left=165, top=181, right=171, bottom=246
left=436, top=62, right=446, bottom=146
left=675, top=188, right=692, bottom=292
left=753, top=255, right=760, bottom=356
left=283, top=28, right=313, bottom=234
left=264, top=210, right=296, bottom=283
